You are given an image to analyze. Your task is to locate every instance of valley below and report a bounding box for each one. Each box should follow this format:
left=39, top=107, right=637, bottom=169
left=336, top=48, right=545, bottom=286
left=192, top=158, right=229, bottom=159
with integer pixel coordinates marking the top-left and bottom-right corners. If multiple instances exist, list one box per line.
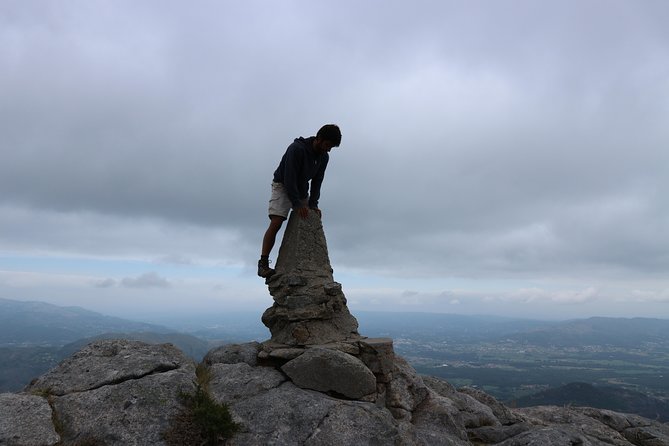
left=2, top=298, right=668, bottom=421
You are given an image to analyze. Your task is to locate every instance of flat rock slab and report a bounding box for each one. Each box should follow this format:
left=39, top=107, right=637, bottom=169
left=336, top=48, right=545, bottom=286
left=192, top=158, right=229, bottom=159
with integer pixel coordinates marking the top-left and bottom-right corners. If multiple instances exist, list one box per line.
left=226, top=382, right=336, bottom=445
left=310, top=341, right=360, bottom=355
left=53, top=368, right=195, bottom=446
left=495, top=426, right=604, bottom=446
left=358, top=337, right=395, bottom=382
left=224, top=382, right=400, bottom=446
left=27, top=339, right=190, bottom=396
left=577, top=406, right=669, bottom=445
left=203, top=342, right=260, bottom=366
left=0, top=393, right=60, bottom=446
left=267, top=347, right=306, bottom=360
left=518, top=406, right=669, bottom=446
left=281, top=347, right=376, bottom=399
left=303, top=399, right=399, bottom=446
left=458, top=385, right=524, bottom=425
left=208, top=363, right=287, bottom=404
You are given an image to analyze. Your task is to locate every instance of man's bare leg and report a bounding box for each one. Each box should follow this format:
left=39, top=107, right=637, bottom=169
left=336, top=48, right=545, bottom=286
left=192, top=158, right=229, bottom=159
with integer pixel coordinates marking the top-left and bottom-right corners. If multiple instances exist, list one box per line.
left=259, top=215, right=285, bottom=277
left=262, top=215, right=286, bottom=257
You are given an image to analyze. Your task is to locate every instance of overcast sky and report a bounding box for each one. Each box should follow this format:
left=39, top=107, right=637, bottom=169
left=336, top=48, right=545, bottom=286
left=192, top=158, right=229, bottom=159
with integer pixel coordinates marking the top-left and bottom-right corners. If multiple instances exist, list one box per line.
left=1, top=1, right=668, bottom=322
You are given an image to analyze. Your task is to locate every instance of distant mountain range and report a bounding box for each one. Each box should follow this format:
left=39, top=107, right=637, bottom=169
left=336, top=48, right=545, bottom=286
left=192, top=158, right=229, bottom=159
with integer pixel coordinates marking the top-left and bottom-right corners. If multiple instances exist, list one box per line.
left=503, top=317, right=669, bottom=347
left=3, top=297, right=669, bottom=349
left=356, top=311, right=669, bottom=348
left=2, top=297, right=669, bottom=409
left=0, top=298, right=214, bottom=392
left=355, top=311, right=553, bottom=341
left=0, top=298, right=171, bottom=346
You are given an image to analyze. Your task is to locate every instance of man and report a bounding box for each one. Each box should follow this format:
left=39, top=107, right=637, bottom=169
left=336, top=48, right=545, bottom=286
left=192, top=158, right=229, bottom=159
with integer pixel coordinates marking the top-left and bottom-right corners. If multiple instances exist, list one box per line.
left=258, top=124, right=342, bottom=278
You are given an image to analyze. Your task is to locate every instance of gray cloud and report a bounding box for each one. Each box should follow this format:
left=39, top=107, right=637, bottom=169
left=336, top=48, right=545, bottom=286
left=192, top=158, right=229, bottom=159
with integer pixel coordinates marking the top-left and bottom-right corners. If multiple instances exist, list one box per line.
left=92, top=274, right=171, bottom=289
left=155, top=254, right=193, bottom=266
left=94, top=278, right=117, bottom=289
left=1, top=1, right=668, bottom=317
left=120, top=272, right=170, bottom=289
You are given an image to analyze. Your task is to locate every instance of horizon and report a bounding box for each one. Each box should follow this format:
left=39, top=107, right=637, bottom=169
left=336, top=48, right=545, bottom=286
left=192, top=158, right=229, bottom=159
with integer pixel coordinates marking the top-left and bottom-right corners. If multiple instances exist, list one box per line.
left=3, top=296, right=669, bottom=326
left=2, top=2, right=668, bottom=321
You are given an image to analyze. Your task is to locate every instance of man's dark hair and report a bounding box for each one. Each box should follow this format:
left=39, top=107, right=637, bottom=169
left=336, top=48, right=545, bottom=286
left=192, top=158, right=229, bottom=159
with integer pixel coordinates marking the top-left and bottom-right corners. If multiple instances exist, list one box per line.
left=316, top=124, right=342, bottom=147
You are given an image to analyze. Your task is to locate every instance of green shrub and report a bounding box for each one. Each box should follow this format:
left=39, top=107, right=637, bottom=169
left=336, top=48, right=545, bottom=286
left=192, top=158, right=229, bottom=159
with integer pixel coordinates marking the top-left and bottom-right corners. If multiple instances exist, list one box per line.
left=164, top=363, right=241, bottom=445
left=195, top=362, right=212, bottom=388
left=182, top=385, right=240, bottom=444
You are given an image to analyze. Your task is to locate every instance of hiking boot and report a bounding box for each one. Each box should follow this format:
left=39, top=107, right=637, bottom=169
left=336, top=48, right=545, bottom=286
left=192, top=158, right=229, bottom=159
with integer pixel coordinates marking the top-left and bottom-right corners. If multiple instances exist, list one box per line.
left=257, top=258, right=275, bottom=278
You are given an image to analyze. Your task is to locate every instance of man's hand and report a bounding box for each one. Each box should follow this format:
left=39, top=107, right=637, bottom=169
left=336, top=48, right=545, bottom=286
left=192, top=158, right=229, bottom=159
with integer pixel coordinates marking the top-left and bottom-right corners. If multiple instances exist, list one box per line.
left=297, top=206, right=309, bottom=219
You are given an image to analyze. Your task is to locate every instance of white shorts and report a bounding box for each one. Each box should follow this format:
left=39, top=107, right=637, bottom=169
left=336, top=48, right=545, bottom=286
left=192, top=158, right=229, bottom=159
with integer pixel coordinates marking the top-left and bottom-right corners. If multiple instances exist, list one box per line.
left=268, top=182, right=302, bottom=219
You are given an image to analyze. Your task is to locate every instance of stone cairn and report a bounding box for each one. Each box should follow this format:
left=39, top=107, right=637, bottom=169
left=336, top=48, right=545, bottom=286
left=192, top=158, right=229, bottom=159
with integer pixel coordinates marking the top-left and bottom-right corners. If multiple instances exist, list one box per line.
left=259, top=211, right=395, bottom=396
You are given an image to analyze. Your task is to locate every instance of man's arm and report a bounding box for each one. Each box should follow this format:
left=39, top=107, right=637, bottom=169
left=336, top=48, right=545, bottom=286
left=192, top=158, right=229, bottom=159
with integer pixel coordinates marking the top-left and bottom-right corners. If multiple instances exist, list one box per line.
left=281, top=145, right=304, bottom=209
left=308, top=156, right=329, bottom=209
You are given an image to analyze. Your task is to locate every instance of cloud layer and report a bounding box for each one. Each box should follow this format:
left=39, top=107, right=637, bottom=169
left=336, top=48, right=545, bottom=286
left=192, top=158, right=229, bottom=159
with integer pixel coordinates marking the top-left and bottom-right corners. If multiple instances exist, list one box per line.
left=1, top=1, right=668, bottom=318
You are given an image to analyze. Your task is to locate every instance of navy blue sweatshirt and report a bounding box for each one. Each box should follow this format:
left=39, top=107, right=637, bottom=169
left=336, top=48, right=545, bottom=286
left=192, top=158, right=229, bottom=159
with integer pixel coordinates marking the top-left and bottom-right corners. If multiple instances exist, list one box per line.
left=272, top=136, right=329, bottom=209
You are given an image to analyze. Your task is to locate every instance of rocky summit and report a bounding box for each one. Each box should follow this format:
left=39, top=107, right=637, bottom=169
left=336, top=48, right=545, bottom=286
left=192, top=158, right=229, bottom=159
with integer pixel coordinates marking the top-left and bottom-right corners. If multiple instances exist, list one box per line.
left=3, top=213, right=669, bottom=445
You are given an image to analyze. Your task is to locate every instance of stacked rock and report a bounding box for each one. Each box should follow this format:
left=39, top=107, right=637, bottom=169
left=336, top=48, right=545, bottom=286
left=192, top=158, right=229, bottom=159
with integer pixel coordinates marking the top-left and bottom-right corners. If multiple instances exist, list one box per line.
left=259, top=211, right=395, bottom=394
left=261, top=211, right=361, bottom=347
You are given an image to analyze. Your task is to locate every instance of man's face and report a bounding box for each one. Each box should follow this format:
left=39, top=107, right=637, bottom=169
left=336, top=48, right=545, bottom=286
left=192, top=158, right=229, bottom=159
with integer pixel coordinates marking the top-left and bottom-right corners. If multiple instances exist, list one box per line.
left=314, top=138, right=336, bottom=154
